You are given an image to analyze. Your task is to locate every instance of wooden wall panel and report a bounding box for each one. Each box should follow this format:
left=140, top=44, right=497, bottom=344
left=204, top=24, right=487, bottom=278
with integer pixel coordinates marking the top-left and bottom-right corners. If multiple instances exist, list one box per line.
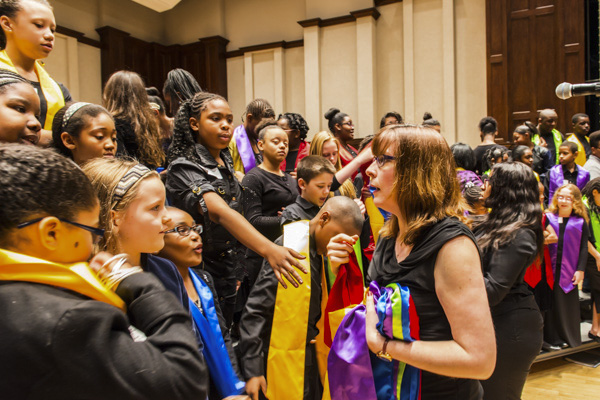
left=96, top=26, right=228, bottom=100
left=486, top=0, right=586, bottom=142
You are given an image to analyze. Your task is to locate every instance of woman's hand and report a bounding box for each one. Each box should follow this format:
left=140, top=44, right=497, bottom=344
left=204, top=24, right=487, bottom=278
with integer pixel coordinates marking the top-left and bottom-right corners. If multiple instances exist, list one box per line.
left=245, top=376, right=267, bottom=400
left=326, top=234, right=358, bottom=276
left=573, top=270, right=584, bottom=286
left=365, top=292, right=386, bottom=354
left=266, top=244, right=307, bottom=289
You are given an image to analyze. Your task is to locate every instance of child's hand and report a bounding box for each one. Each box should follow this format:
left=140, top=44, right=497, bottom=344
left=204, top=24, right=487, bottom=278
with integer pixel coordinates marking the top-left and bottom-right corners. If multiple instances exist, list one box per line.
left=326, top=234, right=359, bottom=276
left=353, top=198, right=366, bottom=216
left=572, top=270, right=584, bottom=286
left=266, top=244, right=307, bottom=289
left=544, top=225, right=558, bottom=244
left=245, top=376, right=267, bottom=400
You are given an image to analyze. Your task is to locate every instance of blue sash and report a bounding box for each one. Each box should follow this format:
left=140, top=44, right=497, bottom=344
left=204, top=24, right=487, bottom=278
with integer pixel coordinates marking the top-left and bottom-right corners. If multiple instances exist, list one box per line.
left=189, top=269, right=245, bottom=397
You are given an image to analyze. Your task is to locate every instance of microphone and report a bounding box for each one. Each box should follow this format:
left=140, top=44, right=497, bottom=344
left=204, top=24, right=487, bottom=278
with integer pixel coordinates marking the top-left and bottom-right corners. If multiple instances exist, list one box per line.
left=556, top=82, right=600, bottom=99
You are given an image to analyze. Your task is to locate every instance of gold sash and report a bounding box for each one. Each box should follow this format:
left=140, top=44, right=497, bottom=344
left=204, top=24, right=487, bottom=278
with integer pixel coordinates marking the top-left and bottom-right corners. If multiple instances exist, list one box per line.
left=0, top=50, right=65, bottom=130
left=266, top=221, right=312, bottom=400
left=0, top=249, right=125, bottom=311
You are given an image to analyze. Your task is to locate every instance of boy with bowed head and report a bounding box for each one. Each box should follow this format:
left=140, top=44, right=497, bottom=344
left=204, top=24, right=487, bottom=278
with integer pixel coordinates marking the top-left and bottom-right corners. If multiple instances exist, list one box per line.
left=240, top=196, right=364, bottom=400
left=535, top=109, right=564, bottom=165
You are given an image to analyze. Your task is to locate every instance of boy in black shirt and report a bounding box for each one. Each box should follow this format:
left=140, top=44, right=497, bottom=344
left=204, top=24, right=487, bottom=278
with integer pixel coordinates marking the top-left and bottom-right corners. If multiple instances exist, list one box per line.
left=280, top=155, right=336, bottom=226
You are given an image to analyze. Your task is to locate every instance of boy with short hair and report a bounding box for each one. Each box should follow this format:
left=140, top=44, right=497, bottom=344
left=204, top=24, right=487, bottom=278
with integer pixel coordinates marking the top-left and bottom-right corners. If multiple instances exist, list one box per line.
left=567, top=113, right=591, bottom=166
left=240, top=196, right=363, bottom=400
left=280, top=155, right=337, bottom=226
left=546, top=140, right=591, bottom=203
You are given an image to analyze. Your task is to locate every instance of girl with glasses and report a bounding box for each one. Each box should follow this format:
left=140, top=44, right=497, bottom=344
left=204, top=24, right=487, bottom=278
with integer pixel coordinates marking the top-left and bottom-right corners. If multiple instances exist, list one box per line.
left=158, top=207, right=247, bottom=400
left=82, top=158, right=190, bottom=310
left=543, top=183, right=589, bottom=349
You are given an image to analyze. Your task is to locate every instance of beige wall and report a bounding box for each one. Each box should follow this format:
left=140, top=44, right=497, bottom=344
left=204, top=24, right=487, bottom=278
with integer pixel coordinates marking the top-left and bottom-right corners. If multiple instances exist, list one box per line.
left=320, top=23, right=358, bottom=134
left=223, top=0, right=487, bottom=145
left=376, top=2, right=404, bottom=130
left=48, top=0, right=487, bottom=146
left=43, top=33, right=102, bottom=104
left=52, top=0, right=165, bottom=43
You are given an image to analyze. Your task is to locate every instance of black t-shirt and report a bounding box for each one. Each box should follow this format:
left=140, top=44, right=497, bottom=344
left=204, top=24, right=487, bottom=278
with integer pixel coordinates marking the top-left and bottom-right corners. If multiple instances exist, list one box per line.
left=285, top=149, right=299, bottom=173
left=29, top=80, right=72, bottom=128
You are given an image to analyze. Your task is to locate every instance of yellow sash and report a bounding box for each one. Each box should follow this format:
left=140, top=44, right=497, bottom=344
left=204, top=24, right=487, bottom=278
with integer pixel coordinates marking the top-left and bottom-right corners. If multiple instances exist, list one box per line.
left=0, top=249, right=125, bottom=311
left=267, top=220, right=323, bottom=400
left=0, top=50, right=65, bottom=130
left=567, top=134, right=588, bottom=167
left=365, top=197, right=385, bottom=243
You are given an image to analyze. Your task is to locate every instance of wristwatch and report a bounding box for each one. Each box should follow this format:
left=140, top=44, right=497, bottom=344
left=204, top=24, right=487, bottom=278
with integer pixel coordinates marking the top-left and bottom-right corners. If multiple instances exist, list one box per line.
left=376, top=338, right=392, bottom=362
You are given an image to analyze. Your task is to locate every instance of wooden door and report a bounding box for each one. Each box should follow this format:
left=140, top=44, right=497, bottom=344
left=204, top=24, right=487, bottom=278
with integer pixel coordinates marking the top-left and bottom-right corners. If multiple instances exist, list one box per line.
left=487, top=0, right=586, bottom=143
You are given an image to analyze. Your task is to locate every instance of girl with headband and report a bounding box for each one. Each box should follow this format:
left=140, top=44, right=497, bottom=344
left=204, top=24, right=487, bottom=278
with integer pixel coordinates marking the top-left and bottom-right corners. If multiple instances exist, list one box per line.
left=51, top=102, right=117, bottom=165
left=83, top=158, right=190, bottom=309
left=0, top=69, right=40, bottom=145
left=0, top=0, right=72, bottom=145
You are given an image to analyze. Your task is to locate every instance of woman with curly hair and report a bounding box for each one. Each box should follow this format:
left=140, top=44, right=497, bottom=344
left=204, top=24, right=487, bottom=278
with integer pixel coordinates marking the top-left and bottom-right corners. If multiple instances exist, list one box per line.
left=277, top=112, right=310, bottom=176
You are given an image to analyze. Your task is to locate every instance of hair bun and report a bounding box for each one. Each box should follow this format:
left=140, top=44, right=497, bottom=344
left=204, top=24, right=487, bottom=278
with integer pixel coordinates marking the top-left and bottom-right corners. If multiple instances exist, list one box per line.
left=145, top=87, right=160, bottom=96
left=423, top=111, right=433, bottom=120
left=324, top=108, right=340, bottom=120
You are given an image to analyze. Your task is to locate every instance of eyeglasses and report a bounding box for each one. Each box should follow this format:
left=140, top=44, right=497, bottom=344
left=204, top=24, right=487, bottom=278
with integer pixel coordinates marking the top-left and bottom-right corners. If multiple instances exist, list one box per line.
left=373, top=154, right=396, bottom=167
left=556, top=195, right=573, bottom=203
left=163, top=224, right=203, bottom=237
left=17, top=217, right=105, bottom=244
left=342, top=122, right=354, bottom=127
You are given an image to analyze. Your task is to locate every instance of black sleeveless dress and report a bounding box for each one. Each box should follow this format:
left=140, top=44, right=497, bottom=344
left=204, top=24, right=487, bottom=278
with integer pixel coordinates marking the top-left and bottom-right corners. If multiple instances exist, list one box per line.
left=367, top=217, right=484, bottom=400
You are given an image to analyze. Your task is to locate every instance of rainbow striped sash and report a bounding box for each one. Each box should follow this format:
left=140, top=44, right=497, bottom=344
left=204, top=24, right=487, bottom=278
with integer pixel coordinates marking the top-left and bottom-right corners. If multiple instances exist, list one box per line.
left=328, top=281, right=421, bottom=400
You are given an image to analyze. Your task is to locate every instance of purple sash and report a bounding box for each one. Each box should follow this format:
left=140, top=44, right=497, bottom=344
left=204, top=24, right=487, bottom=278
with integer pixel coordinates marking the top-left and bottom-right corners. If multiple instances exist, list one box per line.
left=548, top=165, right=590, bottom=203
left=328, top=281, right=420, bottom=400
left=234, top=125, right=257, bottom=173
left=546, top=213, right=584, bottom=293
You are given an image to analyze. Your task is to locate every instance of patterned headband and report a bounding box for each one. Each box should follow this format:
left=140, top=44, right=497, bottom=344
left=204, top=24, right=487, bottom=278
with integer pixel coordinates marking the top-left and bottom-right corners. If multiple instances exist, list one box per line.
left=112, top=164, right=153, bottom=208
left=62, top=102, right=91, bottom=130
left=149, top=102, right=161, bottom=111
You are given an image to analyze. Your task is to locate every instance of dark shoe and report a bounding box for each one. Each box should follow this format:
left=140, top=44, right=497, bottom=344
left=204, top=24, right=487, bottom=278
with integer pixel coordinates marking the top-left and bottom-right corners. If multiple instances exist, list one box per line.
left=559, top=342, right=569, bottom=349
left=542, top=341, right=561, bottom=352
left=588, top=331, right=600, bottom=343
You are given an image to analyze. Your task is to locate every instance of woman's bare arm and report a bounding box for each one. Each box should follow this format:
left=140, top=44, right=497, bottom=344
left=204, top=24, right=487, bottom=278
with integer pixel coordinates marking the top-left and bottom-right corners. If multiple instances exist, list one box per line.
left=366, top=236, right=496, bottom=379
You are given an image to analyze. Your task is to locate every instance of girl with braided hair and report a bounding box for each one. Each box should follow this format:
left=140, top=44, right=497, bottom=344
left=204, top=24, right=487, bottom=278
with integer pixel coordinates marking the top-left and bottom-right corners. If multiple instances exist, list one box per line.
left=0, top=68, right=40, bottom=144
left=277, top=111, right=310, bottom=176
left=0, top=0, right=72, bottom=145
left=165, top=91, right=305, bottom=329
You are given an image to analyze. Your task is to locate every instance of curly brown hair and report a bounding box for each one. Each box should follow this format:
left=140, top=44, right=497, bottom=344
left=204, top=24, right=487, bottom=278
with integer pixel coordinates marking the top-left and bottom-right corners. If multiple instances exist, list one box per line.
left=548, top=183, right=589, bottom=223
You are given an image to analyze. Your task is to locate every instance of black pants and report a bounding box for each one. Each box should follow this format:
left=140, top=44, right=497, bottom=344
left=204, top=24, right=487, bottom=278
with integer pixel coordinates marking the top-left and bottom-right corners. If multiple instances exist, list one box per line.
left=213, top=277, right=237, bottom=330
left=481, top=304, right=543, bottom=400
